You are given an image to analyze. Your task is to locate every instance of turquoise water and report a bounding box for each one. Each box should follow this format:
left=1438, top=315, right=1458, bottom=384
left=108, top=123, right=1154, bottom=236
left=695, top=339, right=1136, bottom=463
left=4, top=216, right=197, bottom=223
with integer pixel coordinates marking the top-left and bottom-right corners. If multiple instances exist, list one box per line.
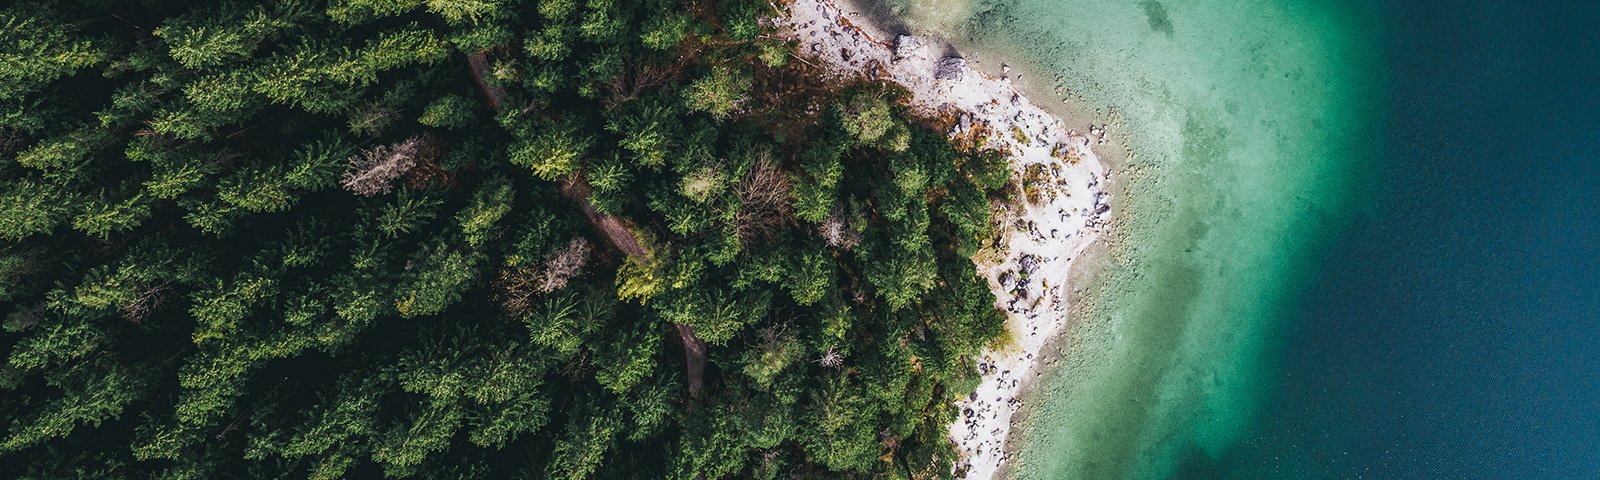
left=876, top=0, right=1600, bottom=477
left=875, top=0, right=1380, bottom=477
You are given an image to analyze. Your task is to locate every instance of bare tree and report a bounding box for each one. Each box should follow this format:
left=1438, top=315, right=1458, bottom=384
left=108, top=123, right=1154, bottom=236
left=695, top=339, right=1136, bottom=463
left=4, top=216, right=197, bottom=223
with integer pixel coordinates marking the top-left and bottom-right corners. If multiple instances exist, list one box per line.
left=734, top=157, right=794, bottom=244
left=816, top=346, right=844, bottom=369
left=342, top=135, right=439, bottom=196
left=537, top=237, right=592, bottom=293
left=120, top=283, right=169, bottom=323
left=819, top=210, right=860, bottom=250
left=604, top=63, right=681, bottom=108
left=495, top=265, right=540, bottom=316
left=562, top=349, right=595, bottom=383
left=495, top=237, right=594, bottom=316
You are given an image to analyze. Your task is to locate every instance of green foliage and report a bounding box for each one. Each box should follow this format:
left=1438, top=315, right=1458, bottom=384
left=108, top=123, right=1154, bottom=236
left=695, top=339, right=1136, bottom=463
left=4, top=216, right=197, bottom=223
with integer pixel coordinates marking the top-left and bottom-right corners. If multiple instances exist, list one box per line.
left=655, top=287, right=767, bottom=346
left=719, top=0, right=768, bottom=41
left=327, top=0, right=427, bottom=24
left=190, top=275, right=277, bottom=344
left=287, top=135, right=355, bottom=190
left=145, top=158, right=214, bottom=199
left=740, top=326, right=802, bottom=389
left=0, top=9, right=104, bottom=104
left=6, top=317, right=102, bottom=373
left=15, top=127, right=111, bottom=171
left=615, top=256, right=665, bottom=302
left=861, top=209, right=941, bottom=311
left=425, top=0, right=508, bottom=25
left=839, top=91, right=896, bottom=145
left=510, top=120, right=591, bottom=180
left=394, top=241, right=478, bottom=317
left=802, top=376, right=884, bottom=470
left=376, top=191, right=443, bottom=238
left=757, top=39, right=791, bottom=68
left=525, top=290, right=593, bottom=355
left=607, top=99, right=679, bottom=168
left=418, top=94, right=477, bottom=128
left=2, top=359, right=146, bottom=454
left=327, top=0, right=508, bottom=27
left=457, top=176, right=514, bottom=247
left=358, top=28, right=451, bottom=73
left=939, top=179, right=994, bottom=257
left=786, top=246, right=832, bottom=305
left=72, top=192, right=154, bottom=238
left=792, top=132, right=847, bottom=223
left=0, top=180, right=69, bottom=240
left=966, top=149, right=1013, bottom=192
left=545, top=405, right=620, bottom=479
left=593, top=317, right=660, bottom=393
left=682, top=66, right=752, bottom=119
left=641, top=13, right=690, bottom=50
left=155, top=2, right=305, bottom=70
left=218, top=166, right=296, bottom=213
left=0, top=1, right=1005, bottom=478
left=0, top=248, right=43, bottom=303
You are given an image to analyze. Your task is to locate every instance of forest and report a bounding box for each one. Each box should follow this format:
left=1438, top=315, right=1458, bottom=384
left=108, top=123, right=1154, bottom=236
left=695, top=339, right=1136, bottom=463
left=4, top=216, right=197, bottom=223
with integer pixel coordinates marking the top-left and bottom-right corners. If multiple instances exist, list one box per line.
left=0, top=0, right=1015, bottom=478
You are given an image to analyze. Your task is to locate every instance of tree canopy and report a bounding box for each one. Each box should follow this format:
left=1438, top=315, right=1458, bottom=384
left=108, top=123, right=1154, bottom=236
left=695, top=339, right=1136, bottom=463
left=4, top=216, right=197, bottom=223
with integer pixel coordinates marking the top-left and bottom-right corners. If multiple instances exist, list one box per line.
left=0, top=0, right=1013, bottom=478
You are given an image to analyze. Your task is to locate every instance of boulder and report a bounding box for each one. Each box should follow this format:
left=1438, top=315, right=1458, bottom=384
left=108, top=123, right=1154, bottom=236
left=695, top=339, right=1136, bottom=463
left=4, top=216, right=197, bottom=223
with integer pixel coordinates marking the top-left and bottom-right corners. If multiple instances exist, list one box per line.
left=894, top=35, right=924, bottom=62
left=934, top=56, right=968, bottom=81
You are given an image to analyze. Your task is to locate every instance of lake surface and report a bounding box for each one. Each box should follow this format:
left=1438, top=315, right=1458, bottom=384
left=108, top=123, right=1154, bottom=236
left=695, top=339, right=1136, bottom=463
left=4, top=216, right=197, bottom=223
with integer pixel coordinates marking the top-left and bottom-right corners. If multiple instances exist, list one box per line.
left=874, top=0, right=1600, bottom=477
left=1227, top=1, right=1600, bottom=478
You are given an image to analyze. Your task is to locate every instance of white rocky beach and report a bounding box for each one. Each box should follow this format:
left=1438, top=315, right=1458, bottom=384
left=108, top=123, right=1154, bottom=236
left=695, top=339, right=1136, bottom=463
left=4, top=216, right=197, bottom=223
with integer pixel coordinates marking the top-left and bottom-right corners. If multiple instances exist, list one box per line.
left=775, top=1, right=1113, bottom=477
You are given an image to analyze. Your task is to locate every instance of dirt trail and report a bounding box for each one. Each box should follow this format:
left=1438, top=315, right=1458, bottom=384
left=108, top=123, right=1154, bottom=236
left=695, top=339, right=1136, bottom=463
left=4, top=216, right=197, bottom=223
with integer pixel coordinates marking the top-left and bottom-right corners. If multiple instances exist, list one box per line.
left=465, top=52, right=707, bottom=397
left=465, top=53, right=505, bottom=111
left=556, top=176, right=650, bottom=259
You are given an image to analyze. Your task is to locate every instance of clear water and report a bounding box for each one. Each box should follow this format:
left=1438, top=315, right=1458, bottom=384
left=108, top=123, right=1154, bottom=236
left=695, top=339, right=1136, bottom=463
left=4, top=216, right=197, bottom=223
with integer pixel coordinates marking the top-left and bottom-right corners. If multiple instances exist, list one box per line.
left=870, top=0, right=1381, bottom=477
left=1226, top=1, right=1600, bottom=477
left=876, top=0, right=1600, bottom=477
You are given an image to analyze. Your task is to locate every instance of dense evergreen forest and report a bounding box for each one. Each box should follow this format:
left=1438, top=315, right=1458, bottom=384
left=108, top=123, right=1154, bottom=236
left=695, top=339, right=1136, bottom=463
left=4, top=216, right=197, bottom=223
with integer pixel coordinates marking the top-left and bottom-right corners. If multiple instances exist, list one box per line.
left=0, top=0, right=1015, bottom=477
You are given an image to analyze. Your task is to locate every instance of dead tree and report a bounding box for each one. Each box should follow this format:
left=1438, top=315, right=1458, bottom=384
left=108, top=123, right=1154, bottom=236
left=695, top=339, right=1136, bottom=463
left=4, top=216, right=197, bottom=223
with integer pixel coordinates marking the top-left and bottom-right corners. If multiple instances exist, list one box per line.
left=495, top=237, right=594, bottom=315
left=342, top=135, right=439, bottom=196
left=119, top=283, right=169, bottom=323
left=734, top=157, right=794, bottom=244
left=819, top=210, right=860, bottom=250
left=604, top=63, right=681, bottom=108
left=537, top=237, right=592, bottom=293
left=817, top=346, right=844, bottom=369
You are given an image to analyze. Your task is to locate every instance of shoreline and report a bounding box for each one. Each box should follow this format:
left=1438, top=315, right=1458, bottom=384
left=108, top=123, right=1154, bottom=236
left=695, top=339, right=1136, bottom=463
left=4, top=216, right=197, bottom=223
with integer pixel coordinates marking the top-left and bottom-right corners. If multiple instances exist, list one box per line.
left=774, top=2, right=1113, bottom=477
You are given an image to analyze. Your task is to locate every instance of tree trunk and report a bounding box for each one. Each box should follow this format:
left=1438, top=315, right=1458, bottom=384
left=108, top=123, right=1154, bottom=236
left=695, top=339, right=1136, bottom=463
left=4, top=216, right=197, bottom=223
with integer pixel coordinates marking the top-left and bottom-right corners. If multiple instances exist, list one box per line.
left=674, top=323, right=707, bottom=398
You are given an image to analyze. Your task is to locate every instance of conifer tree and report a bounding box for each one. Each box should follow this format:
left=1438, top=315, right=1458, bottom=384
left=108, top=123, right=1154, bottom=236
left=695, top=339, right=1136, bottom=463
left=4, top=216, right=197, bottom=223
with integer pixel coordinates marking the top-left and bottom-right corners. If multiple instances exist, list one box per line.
left=0, top=0, right=1008, bottom=477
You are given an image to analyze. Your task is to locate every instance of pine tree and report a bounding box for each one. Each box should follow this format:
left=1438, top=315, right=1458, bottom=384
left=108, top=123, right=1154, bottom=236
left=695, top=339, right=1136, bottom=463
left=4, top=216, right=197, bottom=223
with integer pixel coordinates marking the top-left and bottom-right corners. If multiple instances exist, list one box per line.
left=0, top=1, right=1006, bottom=477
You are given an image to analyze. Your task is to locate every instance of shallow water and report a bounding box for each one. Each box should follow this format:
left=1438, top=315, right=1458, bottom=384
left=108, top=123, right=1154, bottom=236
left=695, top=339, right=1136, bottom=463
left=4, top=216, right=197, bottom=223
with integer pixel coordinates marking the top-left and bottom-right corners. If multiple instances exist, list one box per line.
left=873, top=0, right=1381, bottom=477
left=876, top=0, right=1600, bottom=477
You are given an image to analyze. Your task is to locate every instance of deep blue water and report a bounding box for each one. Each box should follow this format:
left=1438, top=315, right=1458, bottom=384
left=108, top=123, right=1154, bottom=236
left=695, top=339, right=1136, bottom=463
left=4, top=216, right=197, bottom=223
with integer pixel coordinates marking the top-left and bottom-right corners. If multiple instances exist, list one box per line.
left=1225, top=1, right=1600, bottom=478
